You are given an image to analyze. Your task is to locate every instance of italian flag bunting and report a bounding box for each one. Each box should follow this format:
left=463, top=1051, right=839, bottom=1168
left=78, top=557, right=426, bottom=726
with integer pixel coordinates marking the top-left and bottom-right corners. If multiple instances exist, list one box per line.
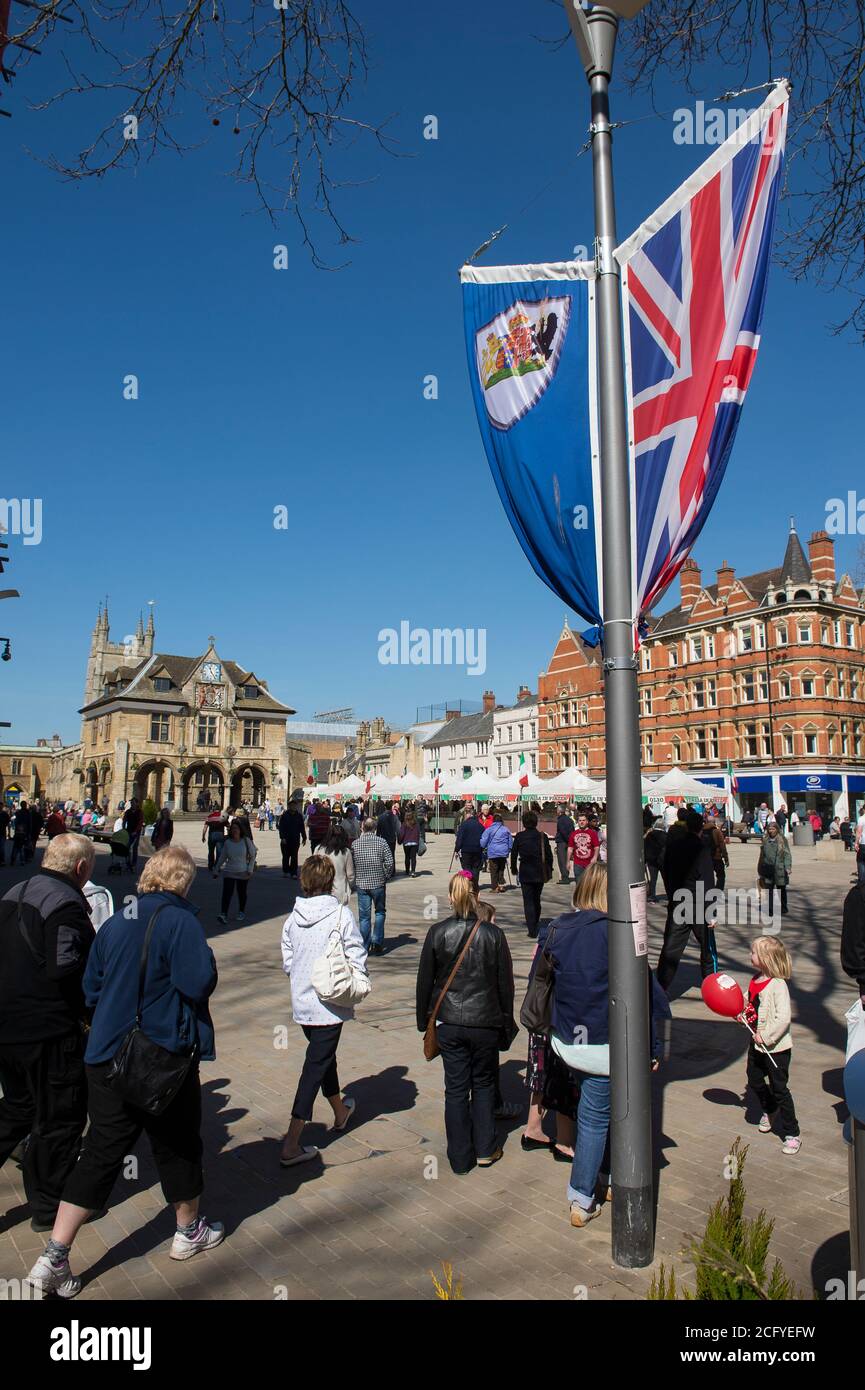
left=434, top=766, right=441, bottom=794
left=518, top=752, right=529, bottom=788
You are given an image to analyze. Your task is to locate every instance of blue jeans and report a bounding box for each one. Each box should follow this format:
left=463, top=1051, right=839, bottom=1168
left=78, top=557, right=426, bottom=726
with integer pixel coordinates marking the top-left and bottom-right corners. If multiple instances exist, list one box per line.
left=567, top=1072, right=611, bottom=1210
left=357, top=886, right=386, bottom=947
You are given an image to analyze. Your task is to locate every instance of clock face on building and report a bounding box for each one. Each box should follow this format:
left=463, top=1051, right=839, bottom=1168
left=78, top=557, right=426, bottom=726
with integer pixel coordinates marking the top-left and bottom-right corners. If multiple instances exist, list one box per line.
left=201, top=662, right=221, bottom=682
left=196, top=683, right=225, bottom=709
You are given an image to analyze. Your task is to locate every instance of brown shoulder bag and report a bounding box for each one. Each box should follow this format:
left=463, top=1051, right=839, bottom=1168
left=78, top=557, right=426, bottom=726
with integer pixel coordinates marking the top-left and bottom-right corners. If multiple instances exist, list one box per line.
left=423, top=920, right=482, bottom=1061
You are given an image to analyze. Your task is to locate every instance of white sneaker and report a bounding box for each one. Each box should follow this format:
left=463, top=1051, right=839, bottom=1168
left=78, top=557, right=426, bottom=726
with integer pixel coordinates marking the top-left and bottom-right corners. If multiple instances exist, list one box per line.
left=569, top=1202, right=602, bottom=1228
left=781, top=1136, right=801, bottom=1155
left=758, top=1113, right=773, bottom=1133
left=27, top=1252, right=81, bottom=1298
left=217, top=913, right=228, bottom=924
left=169, top=1217, right=225, bottom=1261
left=236, top=913, right=245, bottom=922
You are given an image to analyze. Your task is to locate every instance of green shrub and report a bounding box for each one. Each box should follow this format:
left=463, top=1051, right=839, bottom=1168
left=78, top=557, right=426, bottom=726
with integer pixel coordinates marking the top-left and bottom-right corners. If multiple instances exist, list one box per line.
left=141, top=798, right=159, bottom=825
left=647, top=1137, right=798, bottom=1300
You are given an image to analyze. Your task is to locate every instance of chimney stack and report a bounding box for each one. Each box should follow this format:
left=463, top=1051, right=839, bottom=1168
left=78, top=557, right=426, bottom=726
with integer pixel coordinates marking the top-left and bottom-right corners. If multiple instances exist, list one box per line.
left=716, top=561, right=735, bottom=600
left=679, top=557, right=702, bottom=610
left=482, top=690, right=496, bottom=714
left=516, top=684, right=531, bottom=702
left=808, top=530, right=835, bottom=586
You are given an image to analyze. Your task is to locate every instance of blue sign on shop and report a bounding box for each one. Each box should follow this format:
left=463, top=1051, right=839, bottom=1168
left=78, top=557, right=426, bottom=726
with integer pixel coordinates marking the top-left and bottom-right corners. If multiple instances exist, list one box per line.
left=735, top=775, right=773, bottom=793
left=779, top=773, right=842, bottom=793
left=847, top=776, right=865, bottom=792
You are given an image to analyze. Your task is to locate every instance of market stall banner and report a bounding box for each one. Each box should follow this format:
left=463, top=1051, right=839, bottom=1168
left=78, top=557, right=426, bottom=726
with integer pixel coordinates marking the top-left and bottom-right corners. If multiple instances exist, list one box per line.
left=615, top=82, right=789, bottom=623
left=460, top=261, right=602, bottom=632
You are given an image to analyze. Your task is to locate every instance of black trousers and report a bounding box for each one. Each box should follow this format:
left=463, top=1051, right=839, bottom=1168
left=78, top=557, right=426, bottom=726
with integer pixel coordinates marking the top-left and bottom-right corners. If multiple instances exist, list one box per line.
left=221, top=877, right=248, bottom=913
left=489, top=857, right=507, bottom=890
left=0, top=1032, right=88, bottom=1223
left=460, top=851, right=482, bottom=890
left=746, top=1045, right=799, bottom=1137
left=521, top=881, right=543, bottom=937
left=404, top=844, right=418, bottom=874
left=646, top=863, right=661, bottom=899
left=768, top=884, right=788, bottom=914
left=656, top=908, right=715, bottom=989
left=206, top=836, right=223, bottom=871
left=63, top=1062, right=204, bottom=1211
left=437, top=1023, right=498, bottom=1173
left=714, top=861, right=727, bottom=890
left=291, top=1023, right=343, bottom=1121
left=281, top=839, right=301, bottom=874
left=555, top=842, right=570, bottom=882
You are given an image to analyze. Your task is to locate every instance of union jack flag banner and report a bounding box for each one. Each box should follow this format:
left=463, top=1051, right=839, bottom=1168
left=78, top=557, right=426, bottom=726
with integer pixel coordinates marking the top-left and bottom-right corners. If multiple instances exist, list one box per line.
left=460, top=82, right=787, bottom=640
left=616, top=81, right=789, bottom=623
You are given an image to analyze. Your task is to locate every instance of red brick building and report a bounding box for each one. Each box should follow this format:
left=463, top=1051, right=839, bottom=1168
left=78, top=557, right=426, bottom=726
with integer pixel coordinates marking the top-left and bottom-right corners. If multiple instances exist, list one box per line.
left=538, top=524, right=865, bottom=821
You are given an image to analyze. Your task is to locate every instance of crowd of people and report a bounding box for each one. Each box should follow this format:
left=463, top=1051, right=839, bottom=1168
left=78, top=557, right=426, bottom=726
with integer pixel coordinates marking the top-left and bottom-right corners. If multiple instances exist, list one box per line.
left=0, top=785, right=864, bottom=1297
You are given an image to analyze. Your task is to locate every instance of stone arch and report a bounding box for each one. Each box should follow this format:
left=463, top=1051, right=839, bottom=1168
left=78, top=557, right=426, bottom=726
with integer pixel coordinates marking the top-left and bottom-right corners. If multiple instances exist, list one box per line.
left=134, top=759, right=175, bottom=808
left=182, top=761, right=225, bottom=812
left=230, top=761, right=267, bottom=809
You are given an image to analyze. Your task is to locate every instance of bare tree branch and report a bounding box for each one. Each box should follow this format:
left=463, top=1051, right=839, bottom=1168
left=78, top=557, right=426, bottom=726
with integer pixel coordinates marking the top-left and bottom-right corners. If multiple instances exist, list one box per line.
left=3, top=0, right=400, bottom=268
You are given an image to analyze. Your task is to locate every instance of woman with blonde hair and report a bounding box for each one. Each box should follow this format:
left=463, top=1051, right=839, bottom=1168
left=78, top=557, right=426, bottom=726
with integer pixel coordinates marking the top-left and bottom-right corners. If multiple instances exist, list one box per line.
left=28, top=845, right=221, bottom=1298
left=416, top=871, right=516, bottom=1174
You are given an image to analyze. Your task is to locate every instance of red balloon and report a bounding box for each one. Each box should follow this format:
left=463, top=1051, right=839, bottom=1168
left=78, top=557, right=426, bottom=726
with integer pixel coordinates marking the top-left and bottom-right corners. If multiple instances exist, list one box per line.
left=701, top=971, right=745, bottom=1018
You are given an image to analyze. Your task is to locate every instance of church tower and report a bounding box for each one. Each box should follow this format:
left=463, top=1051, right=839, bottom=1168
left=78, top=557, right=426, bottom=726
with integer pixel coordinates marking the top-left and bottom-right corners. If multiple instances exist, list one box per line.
left=82, top=601, right=156, bottom=707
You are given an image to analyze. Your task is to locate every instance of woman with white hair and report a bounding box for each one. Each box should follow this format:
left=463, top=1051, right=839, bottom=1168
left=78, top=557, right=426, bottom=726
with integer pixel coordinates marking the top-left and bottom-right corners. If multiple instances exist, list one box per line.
left=28, top=845, right=221, bottom=1299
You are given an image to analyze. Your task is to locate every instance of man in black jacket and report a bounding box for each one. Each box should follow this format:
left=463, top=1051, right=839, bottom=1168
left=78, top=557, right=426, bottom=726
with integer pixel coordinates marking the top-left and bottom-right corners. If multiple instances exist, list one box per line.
left=278, top=799, right=307, bottom=878
left=0, top=832, right=96, bottom=1230
left=454, top=805, right=485, bottom=889
left=656, top=810, right=717, bottom=990
left=510, top=810, right=554, bottom=938
left=841, top=882, right=865, bottom=1007
left=376, top=804, right=400, bottom=862
left=554, top=806, right=575, bottom=884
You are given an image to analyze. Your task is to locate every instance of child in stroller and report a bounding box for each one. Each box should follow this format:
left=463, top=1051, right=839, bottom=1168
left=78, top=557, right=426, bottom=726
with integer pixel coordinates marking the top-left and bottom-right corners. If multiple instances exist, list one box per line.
left=107, top=827, right=131, bottom=874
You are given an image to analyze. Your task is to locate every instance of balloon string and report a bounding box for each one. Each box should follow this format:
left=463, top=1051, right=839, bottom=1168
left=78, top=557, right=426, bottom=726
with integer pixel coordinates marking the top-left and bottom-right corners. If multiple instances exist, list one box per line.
left=738, top=1014, right=779, bottom=1069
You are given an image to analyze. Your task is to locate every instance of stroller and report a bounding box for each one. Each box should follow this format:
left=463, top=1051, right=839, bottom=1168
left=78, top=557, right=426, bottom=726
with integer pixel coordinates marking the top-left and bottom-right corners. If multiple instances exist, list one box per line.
left=107, top=828, right=131, bottom=874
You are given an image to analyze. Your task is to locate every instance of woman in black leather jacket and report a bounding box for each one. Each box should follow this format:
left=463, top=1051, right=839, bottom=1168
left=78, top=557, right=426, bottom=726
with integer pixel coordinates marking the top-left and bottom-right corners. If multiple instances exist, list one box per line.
left=416, top=872, right=515, bottom=1174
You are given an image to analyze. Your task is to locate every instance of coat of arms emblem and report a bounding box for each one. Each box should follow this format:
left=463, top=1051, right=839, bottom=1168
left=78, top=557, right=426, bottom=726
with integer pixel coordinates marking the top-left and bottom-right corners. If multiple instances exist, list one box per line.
left=475, top=295, right=570, bottom=430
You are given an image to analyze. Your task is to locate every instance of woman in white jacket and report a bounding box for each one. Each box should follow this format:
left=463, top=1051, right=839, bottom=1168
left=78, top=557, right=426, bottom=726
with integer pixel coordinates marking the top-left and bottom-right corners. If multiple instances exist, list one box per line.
left=279, top=853, right=367, bottom=1166
left=313, top=823, right=355, bottom=905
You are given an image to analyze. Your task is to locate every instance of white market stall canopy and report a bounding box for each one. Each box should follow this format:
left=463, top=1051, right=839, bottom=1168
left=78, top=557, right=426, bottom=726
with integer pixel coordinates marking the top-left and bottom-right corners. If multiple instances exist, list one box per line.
left=540, top=767, right=605, bottom=798
left=649, top=767, right=729, bottom=802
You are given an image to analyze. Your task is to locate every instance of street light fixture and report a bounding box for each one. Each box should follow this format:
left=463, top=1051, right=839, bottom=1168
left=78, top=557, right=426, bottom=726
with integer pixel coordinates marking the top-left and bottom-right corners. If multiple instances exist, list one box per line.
left=563, top=0, right=654, bottom=1270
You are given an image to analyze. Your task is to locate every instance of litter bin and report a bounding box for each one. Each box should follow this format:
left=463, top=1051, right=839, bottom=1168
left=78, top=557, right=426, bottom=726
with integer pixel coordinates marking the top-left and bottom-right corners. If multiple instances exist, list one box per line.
left=793, top=822, right=814, bottom=848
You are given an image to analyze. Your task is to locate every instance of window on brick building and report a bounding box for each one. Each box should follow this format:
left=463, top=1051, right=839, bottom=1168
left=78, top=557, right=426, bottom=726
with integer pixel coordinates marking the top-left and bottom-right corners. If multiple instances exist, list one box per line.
left=738, top=626, right=754, bottom=654
left=834, top=619, right=842, bottom=644
left=741, top=672, right=755, bottom=702
left=692, top=679, right=705, bottom=710
left=691, top=636, right=703, bottom=661
left=668, top=647, right=678, bottom=667
left=561, top=743, right=571, bottom=768
left=641, top=648, right=651, bottom=672
left=779, top=673, right=791, bottom=698
left=531, top=753, right=537, bottom=773
left=827, top=726, right=837, bottom=754
left=548, top=751, right=556, bottom=770
left=804, top=729, right=818, bottom=755
left=760, top=724, right=771, bottom=757
left=10, top=758, right=21, bottom=774
left=643, top=689, right=653, bottom=716
left=709, top=728, right=719, bottom=760
left=706, top=634, right=716, bottom=659
left=150, top=714, right=170, bottom=743
left=707, top=677, right=717, bottom=707
left=824, top=669, right=834, bottom=696
left=798, top=622, right=811, bottom=643
left=580, top=705, right=588, bottom=725
left=801, top=674, right=816, bottom=697
left=570, top=701, right=579, bottom=725
left=758, top=671, right=769, bottom=701
left=743, top=724, right=758, bottom=758
left=672, top=736, right=681, bottom=763
left=782, top=730, right=794, bottom=757
left=847, top=621, right=856, bottom=648
left=694, top=728, right=708, bottom=760
left=839, top=668, right=847, bottom=698
left=841, top=722, right=850, bottom=755
left=755, top=624, right=766, bottom=651
left=581, top=745, right=589, bottom=769
left=821, top=624, right=830, bottom=644
left=852, top=671, right=860, bottom=701
left=776, top=623, right=788, bottom=646
left=644, top=733, right=654, bottom=764
left=856, top=724, right=863, bottom=756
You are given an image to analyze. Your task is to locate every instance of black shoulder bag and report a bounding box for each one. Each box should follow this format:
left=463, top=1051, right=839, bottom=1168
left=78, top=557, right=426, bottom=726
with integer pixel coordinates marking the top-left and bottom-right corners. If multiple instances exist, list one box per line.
left=104, top=906, right=199, bottom=1115
left=519, top=922, right=559, bottom=1035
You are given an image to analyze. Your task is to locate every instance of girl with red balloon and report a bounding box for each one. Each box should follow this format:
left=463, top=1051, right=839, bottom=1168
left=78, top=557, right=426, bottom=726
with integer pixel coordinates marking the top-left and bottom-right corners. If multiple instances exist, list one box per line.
left=701, top=936, right=800, bottom=1155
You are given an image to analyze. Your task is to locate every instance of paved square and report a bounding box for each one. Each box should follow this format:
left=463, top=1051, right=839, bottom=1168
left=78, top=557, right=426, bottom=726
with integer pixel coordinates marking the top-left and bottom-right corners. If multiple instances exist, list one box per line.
left=0, top=827, right=855, bottom=1300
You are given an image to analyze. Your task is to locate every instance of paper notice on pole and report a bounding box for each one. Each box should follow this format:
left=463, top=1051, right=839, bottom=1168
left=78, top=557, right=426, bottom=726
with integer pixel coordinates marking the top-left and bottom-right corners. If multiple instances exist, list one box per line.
left=629, top=881, right=648, bottom=957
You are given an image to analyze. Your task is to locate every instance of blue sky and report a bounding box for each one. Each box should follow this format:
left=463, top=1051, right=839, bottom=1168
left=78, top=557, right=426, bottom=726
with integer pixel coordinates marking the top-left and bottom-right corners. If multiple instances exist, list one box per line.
left=2, top=0, right=862, bottom=744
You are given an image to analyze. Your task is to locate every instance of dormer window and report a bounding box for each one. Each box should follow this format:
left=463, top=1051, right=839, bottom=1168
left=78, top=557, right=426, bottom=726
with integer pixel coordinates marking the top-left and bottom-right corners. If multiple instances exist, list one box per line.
left=153, top=677, right=171, bottom=693
left=243, top=685, right=259, bottom=699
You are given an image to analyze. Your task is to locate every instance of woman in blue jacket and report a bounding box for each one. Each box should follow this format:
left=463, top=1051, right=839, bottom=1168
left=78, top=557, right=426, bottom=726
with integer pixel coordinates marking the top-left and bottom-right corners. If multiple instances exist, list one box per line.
left=480, top=813, right=513, bottom=892
left=28, top=846, right=221, bottom=1300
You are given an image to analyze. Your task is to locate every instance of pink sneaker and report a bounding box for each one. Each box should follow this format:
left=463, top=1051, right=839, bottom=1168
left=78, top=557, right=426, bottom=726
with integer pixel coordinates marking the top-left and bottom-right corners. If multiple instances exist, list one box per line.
left=781, top=1136, right=801, bottom=1155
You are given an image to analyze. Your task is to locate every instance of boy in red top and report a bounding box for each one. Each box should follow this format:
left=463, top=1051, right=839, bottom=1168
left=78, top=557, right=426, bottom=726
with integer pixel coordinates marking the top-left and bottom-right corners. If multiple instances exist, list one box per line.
left=568, top=813, right=600, bottom=885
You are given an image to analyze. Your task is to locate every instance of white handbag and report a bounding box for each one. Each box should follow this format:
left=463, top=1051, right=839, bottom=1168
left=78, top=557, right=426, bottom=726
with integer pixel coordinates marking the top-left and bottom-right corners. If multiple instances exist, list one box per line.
left=311, top=913, right=371, bottom=1007
left=846, top=998, right=865, bottom=1063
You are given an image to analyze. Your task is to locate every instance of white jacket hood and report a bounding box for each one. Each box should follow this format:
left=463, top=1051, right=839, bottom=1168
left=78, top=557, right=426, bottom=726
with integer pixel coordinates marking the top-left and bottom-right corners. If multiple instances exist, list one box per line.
left=291, top=894, right=341, bottom=929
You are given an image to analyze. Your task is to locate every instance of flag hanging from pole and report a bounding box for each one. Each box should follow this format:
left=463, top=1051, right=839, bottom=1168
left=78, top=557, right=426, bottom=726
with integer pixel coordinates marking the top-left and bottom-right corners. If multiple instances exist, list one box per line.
left=518, top=752, right=529, bottom=789
left=616, top=82, right=789, bottom=624
left=460, top=260, right=602, bottom=633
